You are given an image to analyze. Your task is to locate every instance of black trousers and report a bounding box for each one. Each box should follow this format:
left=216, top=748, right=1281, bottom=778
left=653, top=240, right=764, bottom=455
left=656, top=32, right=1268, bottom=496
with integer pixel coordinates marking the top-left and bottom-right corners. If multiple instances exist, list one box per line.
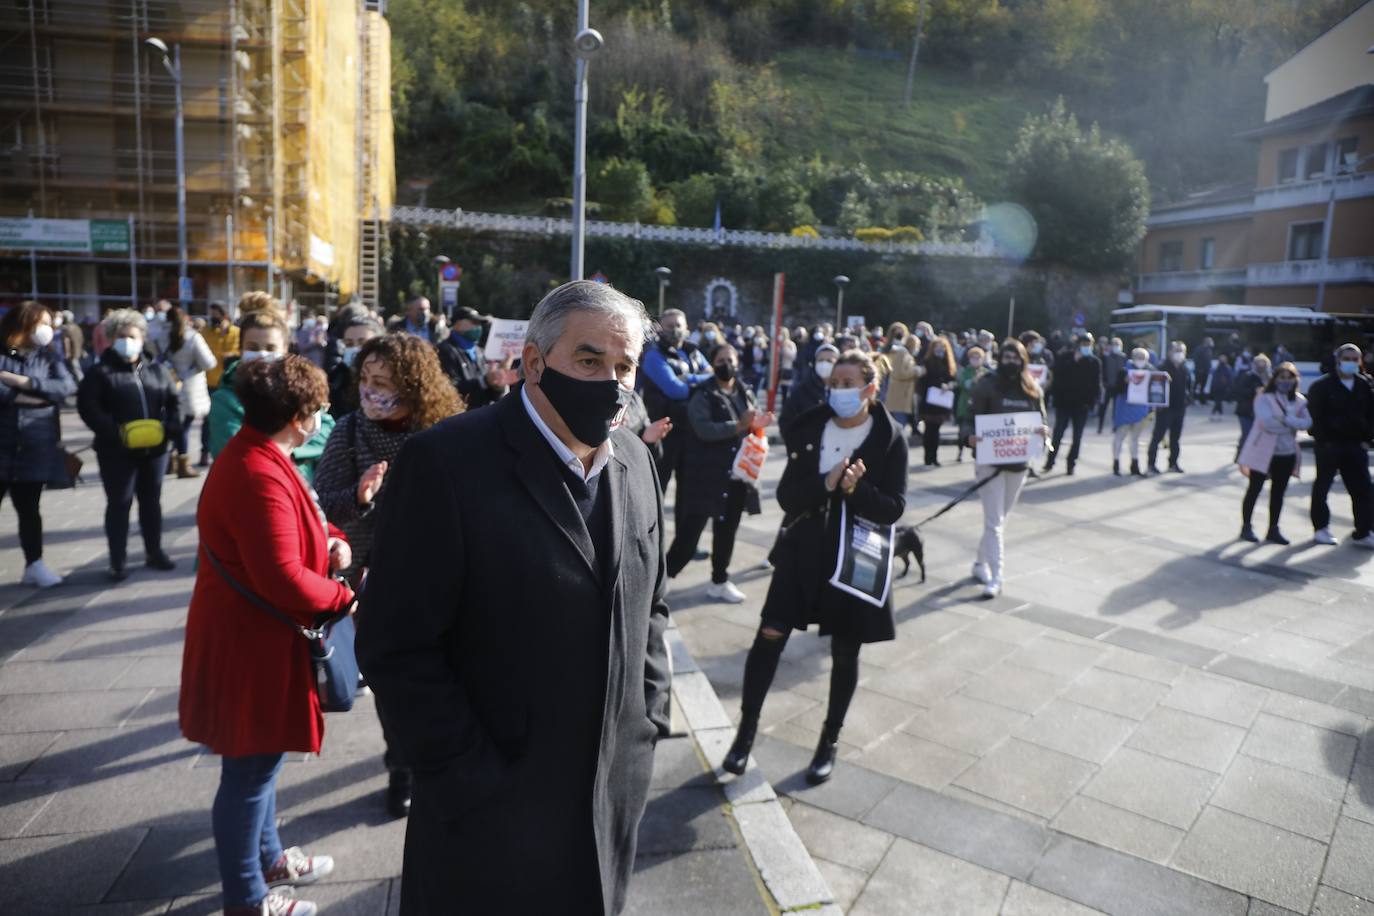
left=1050, top=405, right=1090, bottom=465
left=667, top=479, right=747, bottom=584
left=921, top=416, right=944, bottom=465
left=96, top=449, right=167, bottom=566
left=1310, top=441, right=1373, bottom=538
left=1242, top=453, right=1296, bottom=533
left=740, top=625, right=862, bottom=736
left=1148, top=406, right=1186, bottom=468
left=0, top=480, right=44, bottom=565
left=656, top=428, right=685, bottom=492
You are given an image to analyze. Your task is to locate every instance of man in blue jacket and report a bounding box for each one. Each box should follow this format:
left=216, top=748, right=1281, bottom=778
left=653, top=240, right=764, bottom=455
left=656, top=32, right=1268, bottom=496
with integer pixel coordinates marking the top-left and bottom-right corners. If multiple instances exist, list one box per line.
left=640, top=308, right=711, bottom=489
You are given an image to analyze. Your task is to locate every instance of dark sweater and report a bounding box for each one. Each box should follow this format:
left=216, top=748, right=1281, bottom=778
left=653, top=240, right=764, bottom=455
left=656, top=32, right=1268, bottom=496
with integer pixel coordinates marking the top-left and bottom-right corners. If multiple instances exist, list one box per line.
left=1307, top=373, right=1374, bottom=445
left=313, top=412, right=413, bottom=575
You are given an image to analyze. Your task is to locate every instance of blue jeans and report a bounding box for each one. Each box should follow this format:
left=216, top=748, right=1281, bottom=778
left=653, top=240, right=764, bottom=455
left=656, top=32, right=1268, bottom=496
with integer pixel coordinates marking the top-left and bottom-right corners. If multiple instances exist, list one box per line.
left=213, top=753, right=286, bottom=907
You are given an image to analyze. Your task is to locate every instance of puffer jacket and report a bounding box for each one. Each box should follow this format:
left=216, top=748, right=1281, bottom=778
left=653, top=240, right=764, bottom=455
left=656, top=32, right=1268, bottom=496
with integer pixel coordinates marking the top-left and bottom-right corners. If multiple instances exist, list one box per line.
left=0, top=346, right=77, bottom=482
left=77, top=349, right=181, bottom=458
left=676, top=381, right=762, bottom=519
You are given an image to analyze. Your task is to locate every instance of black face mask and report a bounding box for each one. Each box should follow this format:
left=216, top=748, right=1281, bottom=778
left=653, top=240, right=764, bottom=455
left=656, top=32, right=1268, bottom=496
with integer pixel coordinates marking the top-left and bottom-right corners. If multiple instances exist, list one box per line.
left=998, top=361, right=1022, bottom=378
left=714, top=362, right=736, bottom=382
left=662, top=327, right=686, bottom=347
left=534, top=362, right=632, bottom=448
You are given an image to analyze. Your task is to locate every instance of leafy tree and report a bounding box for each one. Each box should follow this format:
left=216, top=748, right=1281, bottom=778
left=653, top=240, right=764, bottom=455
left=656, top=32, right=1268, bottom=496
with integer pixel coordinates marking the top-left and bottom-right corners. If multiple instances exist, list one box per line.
left=1006, top=98, right=1149, bottom=273
left=591, top=157, right=657, bottom=222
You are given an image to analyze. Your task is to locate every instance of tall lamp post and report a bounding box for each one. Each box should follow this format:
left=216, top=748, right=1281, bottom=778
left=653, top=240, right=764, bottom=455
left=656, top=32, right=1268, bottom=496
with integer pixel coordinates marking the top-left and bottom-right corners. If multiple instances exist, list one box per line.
left=432, top=253, right=451, bottom=309
left=145, top=38, right=188, bottom=306
left=1315, top=152, right=1373, bottom=313
left=833, top=275, right=850, bottom=332
left=654, top=266, right=671, bottom=316
left=569, top=6, right=604, bottom=281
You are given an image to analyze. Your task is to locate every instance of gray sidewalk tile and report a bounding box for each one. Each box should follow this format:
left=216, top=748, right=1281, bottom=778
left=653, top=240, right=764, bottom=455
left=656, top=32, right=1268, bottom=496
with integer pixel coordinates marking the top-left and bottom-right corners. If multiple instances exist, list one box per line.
left=1014, top=605, right=1116, bottom=640
left=1064, top=667, right=1169, bottom=721
left=1334, top=686, right=1374, bottom=719
left=1096, top=648, right=1185, bottom=685
left=1031, top=832, right=1247, bottom=916
left=0, top=828, right=148, bottom=913
left=754, top=735, right=898, bottom=821
left=104, top=826, right=219, bottom=901
left=863, top=661, right=976, bottom=708
left=20, top=766, right=222, bottom=834
left=814, top=858, right=868, bottom=913
left=958, top=662, right=1071, bottom=715
left=1311, top=885, right=1374, bottom=915
left=1101, top=628, right=1219, bottom=669
left=0, top=688, right=152, bottom=733
left=74, top=901, right=173, bottom=915
left=1277, top=614, right=1373, bottom=648
left=1007, top=636, right=1106, bottom=680
left=1126, top=706, right=1247, bottom=773
left=55, top=627, right=186, bottom=660
left=1343, top=762, right=1374, bottom=825
left=624, top=848, right=769, bottom=916
left=1002, top=880, right=1106, bottom=915
left=953, top=739, right=1095, bottom=820
left=1210, top=754, right=1345, bottom=841
left=1240, top=712, right=1357, bottom=779
left=1014, top=699, right=1137, bottom=764
left=731, top=800, right=834, bottom=910
left=1160, top=669, right=1269, bottom=728
left=0, top=781, right=58, bottom=837
left=786, top=800, right=893, bottom=874
left=849, top=837, right=1009, bottom=916
left=791, top=687, right=921, bottom=748
left=1321, top=816, right=1374, bottom=901
left=636, top=786, right=736, bottom=856
left=1050, top=796, right=1184, bottom=864
left=0, top=731, right=59, bottom=781
left=0, top=658, right=137, bottom=694
left=1247, top=902, right=1304, bottom=916
left=110, top=656, right=183, bottom=689
left=22, top=719, right=197, bottom=779
left=902, top=692, right=1030, bottom=756
left=1261, top=693, right=1367, bottom=737
left=853, top=730, right=976, bottom=789
left=919, top=631, right=1019, bottom=672
left=965, top=614, right=1047, bottom=647
left=1233, top=630, right=1342, bottom=672
left=1170, top=807, right=1325, bottom=912
left=1080, top=746, right=1217, bottom=830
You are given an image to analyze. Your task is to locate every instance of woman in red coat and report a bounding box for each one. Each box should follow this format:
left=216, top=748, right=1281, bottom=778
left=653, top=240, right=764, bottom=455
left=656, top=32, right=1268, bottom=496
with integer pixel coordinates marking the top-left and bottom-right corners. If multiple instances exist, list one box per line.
left=180, top=353, right=354, bottom=916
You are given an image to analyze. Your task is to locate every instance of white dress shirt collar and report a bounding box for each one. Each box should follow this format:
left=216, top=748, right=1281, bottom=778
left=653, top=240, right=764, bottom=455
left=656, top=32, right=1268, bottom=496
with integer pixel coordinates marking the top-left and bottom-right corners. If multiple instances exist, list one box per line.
left=521, top=385, right=614, bottom=482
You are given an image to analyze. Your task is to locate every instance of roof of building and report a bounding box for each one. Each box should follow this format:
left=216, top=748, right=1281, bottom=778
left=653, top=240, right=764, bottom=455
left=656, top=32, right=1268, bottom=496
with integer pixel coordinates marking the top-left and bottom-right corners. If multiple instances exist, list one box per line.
left=1151, top=182, right=1255, bottom=214
left=1238, top=83, right=1374, bottom=139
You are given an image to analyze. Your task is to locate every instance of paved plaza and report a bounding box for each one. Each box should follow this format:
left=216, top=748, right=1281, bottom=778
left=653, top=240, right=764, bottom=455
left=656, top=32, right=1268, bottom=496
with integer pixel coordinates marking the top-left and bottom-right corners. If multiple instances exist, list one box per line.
left=5, top=404, right=1374, bottom=914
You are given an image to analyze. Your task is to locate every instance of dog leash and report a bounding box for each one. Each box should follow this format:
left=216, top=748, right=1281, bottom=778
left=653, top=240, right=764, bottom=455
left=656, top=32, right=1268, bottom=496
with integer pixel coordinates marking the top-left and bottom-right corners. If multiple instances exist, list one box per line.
left=908, top=467, right=1005, bottom=530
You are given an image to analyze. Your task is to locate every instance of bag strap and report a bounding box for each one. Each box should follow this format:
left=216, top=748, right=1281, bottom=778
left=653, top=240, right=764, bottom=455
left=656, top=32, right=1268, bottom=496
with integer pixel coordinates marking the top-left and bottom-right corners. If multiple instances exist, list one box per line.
left=202, top=542, right=327, bottom=640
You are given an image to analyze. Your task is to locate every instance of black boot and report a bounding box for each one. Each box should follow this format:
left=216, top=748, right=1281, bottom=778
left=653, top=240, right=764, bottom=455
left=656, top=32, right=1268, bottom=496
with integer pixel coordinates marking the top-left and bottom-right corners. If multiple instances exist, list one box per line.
left=1240, top=525, right=1259, bottom=543
left=1042, top=455, right=1055, bottom=472
left=1066, top=459, right=1076, bottom=476
left=1112, top=459, right=1120, bottom=476
left=387, top=768, right=412, bottom=818
left=1130, top=459, right=1144, bottom=477
left=1266, top=528, right=1290, bottom=546
left=806, top=726, right=841, bottom=785
left=145, top=550, right=176, bottom=571
left=722, top=715, right=759, bottom=776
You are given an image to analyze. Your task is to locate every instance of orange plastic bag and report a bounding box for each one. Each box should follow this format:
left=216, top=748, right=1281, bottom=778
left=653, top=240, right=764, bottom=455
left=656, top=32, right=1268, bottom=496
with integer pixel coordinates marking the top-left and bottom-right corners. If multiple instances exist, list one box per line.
left=731, top=430, right=769, bottom=483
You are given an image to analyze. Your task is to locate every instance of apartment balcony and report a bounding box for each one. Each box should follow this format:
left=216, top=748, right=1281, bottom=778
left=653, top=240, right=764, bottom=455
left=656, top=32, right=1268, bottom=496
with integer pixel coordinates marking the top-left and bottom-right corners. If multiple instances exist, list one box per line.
left=1135, top=268, right=1248, bottom=295
left=1254, top=171, right=1374, bottom=213
left=1246, top=257, right=1374, bottom=287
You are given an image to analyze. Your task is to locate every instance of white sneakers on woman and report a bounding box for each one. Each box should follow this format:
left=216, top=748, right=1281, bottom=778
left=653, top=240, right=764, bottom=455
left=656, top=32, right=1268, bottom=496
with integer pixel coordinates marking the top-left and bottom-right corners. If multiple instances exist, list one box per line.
left=971, top=562, right=991, bottom=585
left=982, top=580, right=1002, bottom=599
left=21, top=560, right=62, bottom=589
left=707, top=581, right=747, bottom=604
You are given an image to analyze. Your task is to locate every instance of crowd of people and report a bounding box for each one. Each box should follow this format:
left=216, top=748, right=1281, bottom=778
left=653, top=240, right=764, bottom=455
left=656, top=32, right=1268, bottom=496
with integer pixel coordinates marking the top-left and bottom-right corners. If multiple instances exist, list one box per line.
left=6, top=286, right=1374, bottom=915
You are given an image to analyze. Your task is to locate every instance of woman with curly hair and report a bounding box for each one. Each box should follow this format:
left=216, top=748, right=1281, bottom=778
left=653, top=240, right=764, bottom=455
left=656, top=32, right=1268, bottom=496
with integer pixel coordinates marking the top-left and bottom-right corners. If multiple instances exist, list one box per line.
left=312, top=332, right=463, bottom=818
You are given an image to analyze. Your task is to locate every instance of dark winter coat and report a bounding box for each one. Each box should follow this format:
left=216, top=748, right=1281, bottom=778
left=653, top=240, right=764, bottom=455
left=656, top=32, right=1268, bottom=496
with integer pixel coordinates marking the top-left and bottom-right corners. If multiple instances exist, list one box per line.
left=1231, top=371, right=1265, bottom=418
left=780, top=366, right=829, bottom=438
left=1307, top=373, right=1374, bottom=445
left=0, top=346, right=77, bottom=483
left=676, top=381, right=762, bottom=519
left=917, top=359, right=956, bottom=420
left=1156, top=359, right=1192, bottom=410
left=762, top=402, right=908, bottom=644
left=1049, top=350, right=1103, bottom=410
left=437, top=337, right=502, bottom=409
left=355, top=390, right=671, bottom=916
left=76, top=349, right=181, bottom=459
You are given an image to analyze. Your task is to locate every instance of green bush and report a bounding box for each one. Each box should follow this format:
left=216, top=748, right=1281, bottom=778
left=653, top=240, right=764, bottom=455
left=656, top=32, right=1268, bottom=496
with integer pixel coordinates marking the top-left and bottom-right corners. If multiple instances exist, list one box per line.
left=591, top=157, right=657, bottom=223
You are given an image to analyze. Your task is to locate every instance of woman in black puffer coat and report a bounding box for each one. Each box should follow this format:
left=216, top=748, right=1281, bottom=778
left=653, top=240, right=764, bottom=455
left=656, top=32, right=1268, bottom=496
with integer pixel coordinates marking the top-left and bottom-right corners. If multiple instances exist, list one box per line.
left=0, top=301, right=77, bottom=588
left=722, top=350, right=908, bottom=785
left=665, top=343, right=773, bottom=604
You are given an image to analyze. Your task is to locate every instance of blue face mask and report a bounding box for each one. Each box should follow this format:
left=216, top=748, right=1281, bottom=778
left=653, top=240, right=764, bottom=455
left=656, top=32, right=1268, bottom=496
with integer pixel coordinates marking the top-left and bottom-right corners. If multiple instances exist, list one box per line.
left=828, top=387, right=865, bottom=419
left=1079, top=345, right=1092, bottom=358
left=1339, top=360, right=1360, bottom=376
left=342, top=346, right=360, bottom=368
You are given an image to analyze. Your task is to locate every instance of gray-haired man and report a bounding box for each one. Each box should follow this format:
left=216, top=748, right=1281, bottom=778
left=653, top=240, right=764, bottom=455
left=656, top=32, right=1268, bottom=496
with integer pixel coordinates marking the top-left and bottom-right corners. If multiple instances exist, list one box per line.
left=358, top=280, right=671, bottom=915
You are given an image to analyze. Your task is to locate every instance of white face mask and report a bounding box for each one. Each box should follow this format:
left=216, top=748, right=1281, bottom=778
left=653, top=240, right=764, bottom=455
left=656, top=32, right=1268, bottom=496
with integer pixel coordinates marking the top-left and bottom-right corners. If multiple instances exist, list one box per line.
left=112, top=337, right=142, bottom=361
left=1132, top=358, right=1149, bottom=369
left=814, top=360, right=835, bottom=380
left=240, top=350, right=283, bottom=364
left=298, top=409, right=323, bottom=440
left=30, top=324, right=54, bottom=348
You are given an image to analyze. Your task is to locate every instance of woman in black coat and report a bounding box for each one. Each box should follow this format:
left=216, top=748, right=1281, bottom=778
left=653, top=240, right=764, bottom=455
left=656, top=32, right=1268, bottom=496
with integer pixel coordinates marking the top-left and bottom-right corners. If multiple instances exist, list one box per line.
left=916, top=335, right=957, bottom=466
left=665, top=343, right=774, bottom=603
left=723, top=350, right=908, bottom=785
left=77, top=309, right=182, bottom=580
left=0, top=301, right=77, bottom=588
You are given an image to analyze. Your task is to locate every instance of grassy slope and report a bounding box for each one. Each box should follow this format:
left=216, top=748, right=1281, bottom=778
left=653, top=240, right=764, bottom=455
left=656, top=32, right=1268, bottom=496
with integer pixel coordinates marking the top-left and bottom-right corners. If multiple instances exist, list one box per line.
left=770, top=48, right=1055, bottom=201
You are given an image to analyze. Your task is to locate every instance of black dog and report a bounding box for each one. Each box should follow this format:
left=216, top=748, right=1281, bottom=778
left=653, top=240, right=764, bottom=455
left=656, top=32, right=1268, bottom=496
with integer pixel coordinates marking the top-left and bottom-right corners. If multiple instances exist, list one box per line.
left=894, top=525, right=926, bottom=582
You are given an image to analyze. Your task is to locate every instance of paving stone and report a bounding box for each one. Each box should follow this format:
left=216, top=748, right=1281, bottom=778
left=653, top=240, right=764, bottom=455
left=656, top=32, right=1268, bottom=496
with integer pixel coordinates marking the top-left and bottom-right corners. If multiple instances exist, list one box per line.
left=1064, top=667, right=1170, bottom=721
left=20, top=766, right=222, bottom=834
left=1261, top=693, right=1367, bottom=737
left=56, top=627, right=186, bottom=660
left=1312, top=885, right=1374, bottom=915
left=73, top=901, right=173, bottom=915
left=943, top=785, right=1051, bottom=825
left=1278, top=614, right=1373, bottom=647
left=648, top=735, right=710, bottom=791
left=1171, top=807, right=1325, bottom=912
left=1210, top=754, right=1345, bottom=841
left=1002, top=880, right=1107, bottom=915
left=1247, top=901, right=1304, bottom=916
left=0, top=780, right=58, bottom=837
left=105, top=827, right=219, bottom=900
left=1008, top=636, right=1106, bottom=680
left=814, top=858, right=868, bottom=913
left=1334, top=686, right=1374, bottom=719
left=0, top=688, right=151, bottom=733
left=953, top=739, right=1095, bottom=820
left=22, top=719, right=198, bottom=779
left=1343, top=762, right=1374, bottom=825
left=1031, top=832, right=1247, bottom=916
left=1080, top=746, right=1217, bottom=829
left=1096, top=649, right=1184, bottom=685
left=791, top=688, right=921, bottom=748
left=635, top=786, right=736, bottom=857
left=854, top=730, right=976, bottom=789
left=1014, top=699, right=1137, bottom=764
left=1102, top=628, right=1218, bottom=669
left=0, top=657, right=137, bottom=694
left=1322, top=816, right=1374, bottom=901
left=1161, top=669, right=1269, bottom=728
left=1232, top=630, right=1339, bottom=671
left=731, top=800, right=833, bottom=910
left=0, top=731, right=59, bottom=781
left=754, top=736, right=899, bottom=821
left=902, top=692, right=1030, bottom=756
left=1014, top=605, right=1116, bottom=640
left=849, top=837, right=1009, bottom=916
left=918, top=631, right=1020, bottom=672
left=110, top=656, right=183, bottom=689
left=787, top=800, right=893, bottom=874
left=1050, top=796, right=1184, bottom=864
left=1207, top=655, right=1343, bottom=704
left=959, top=663, right=1072, bottom=715
left=1240, top=712, right=1358, bottom=779
left=0, top=828, right=149, bottom=913
left=863, top=661, right=976, bottom=708
left=965, top=614, right=1048, bottom=646
left=1127, top=706, right=1247, bottom=773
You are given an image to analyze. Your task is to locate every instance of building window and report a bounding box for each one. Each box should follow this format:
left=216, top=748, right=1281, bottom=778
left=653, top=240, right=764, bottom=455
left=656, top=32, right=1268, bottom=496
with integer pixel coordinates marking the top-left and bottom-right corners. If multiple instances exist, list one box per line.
left=1336, top=136, right=1358, bottom=172
left=1277, top=147, right=1299, bottom=183
left=1159, top=240, right=1184, bottom=272
left=1287, top=221, right=1325, bottom=261
left=1303, top=143, right=1328, bottom=180
left=1199, top=238, right=1215, bottom=270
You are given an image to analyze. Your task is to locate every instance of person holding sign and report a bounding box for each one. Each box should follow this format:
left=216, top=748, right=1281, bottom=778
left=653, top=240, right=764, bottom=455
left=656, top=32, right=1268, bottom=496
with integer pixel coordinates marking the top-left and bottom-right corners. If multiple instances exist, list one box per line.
left=722, top=351, right=908, bottom=786
left=436, top=306, right=510, bottom=410
left=1106, top=348, right=1155, bottom=476
left=968, top=339, right=1048, bottom=598
left=1147, top=342, right=1193, bottom=474
left=916, top=336, right=957, bottom=466
left=665, top=343, right=773, bottom=603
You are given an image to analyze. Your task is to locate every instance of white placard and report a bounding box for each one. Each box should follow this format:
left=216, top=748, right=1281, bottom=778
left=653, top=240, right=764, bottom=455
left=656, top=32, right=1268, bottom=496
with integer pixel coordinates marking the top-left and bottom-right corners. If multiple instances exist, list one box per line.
left=483, top=318, right=529, bottom=362
left=1026, top=363, right=1048, bottom=386
left=1126, top=370, right=1170, bottom=407
left=846, top=315, right=865, bottom=329
left=974, top=412, right=1045, bottom=465
left=925, top=386, right=955, bottom=410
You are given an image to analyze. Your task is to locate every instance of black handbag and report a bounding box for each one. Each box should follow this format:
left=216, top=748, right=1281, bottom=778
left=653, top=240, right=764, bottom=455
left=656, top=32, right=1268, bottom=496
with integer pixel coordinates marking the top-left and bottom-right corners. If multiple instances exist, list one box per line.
left=202, top=544, right=360, bottom=713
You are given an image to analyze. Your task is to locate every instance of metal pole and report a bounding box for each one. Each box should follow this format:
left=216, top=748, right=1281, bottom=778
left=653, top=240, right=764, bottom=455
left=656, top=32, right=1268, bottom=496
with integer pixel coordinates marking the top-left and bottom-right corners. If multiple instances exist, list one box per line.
left=266, top=214, right=275, bottom=301
left=1316, top=181, right=1337, bottom=312
left=570, top=0, right=590, bottom=281
left=835, top=286, right=844, bottom=331
left=173, top=44, right=189, bottom=304
left=226, top=212, right=235, bottom=304
left=128, top=213, right=137, bottom=306
left=27, top=208, right=37, bottom=298
left=657, top=280, right=665, bottom=316
left=1007, top=296, right=1016, bottom=339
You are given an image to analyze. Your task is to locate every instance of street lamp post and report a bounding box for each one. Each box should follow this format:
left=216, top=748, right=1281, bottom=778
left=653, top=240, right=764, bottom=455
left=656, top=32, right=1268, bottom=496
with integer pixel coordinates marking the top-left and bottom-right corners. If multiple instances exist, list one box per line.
left=654, top=266, right=671, bottom=316
left=432, top=253, right=451, bottom=307
left=145, top=38, right=188, bottom=306
left=569, top=4, right=603, bottom=282
left=1315, top=152, right=1373, bottom=312
left=833, top=275, right=850, bottom=332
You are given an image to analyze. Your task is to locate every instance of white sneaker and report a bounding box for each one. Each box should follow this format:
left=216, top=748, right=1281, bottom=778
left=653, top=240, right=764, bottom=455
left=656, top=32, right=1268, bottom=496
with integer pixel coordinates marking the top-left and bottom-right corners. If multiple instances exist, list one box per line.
left=971, top=561, right=991, bottom=585
left=754, top=558, right=773, bottom=571
left=21, top=560, right=62, bottom=589
left=707, top=581, right=747, bottom=604
left=981, top=579, right=1002, bottom=599
left=1314, top=528, right=1338, bottom=546
left=1353, top=533, right=1374, bottom=550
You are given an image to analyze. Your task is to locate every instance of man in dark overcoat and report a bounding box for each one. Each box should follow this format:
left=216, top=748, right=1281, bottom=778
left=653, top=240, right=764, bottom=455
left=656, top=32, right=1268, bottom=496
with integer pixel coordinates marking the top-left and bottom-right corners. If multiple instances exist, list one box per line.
left=357, top=280, right=672, bottom=915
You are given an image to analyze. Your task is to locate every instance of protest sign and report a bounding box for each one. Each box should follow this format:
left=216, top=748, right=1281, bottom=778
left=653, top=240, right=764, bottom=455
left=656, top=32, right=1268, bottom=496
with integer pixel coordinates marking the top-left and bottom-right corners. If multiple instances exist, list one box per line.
left=1126, top=370, right=1170, bottom=407
left=1026, top=364, right=1048, bottom=386
left=925, top=386, right=955, bottom=410
left=828, top=502, right=894, bottom=607
left=483, top=318, right=529, bottom=362
left=974, top=412, right=1045, bottom=465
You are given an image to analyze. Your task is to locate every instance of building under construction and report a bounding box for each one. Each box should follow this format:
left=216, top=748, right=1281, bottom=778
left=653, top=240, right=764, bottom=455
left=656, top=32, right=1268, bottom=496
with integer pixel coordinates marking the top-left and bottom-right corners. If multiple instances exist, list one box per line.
left=0, top=0, right=395, bottom=318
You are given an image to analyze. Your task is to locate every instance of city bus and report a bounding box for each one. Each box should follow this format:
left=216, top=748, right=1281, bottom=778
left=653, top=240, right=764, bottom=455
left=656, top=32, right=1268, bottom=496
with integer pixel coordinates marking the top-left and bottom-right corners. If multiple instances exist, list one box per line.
left=1110, top=304, right=1374, bottom=389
